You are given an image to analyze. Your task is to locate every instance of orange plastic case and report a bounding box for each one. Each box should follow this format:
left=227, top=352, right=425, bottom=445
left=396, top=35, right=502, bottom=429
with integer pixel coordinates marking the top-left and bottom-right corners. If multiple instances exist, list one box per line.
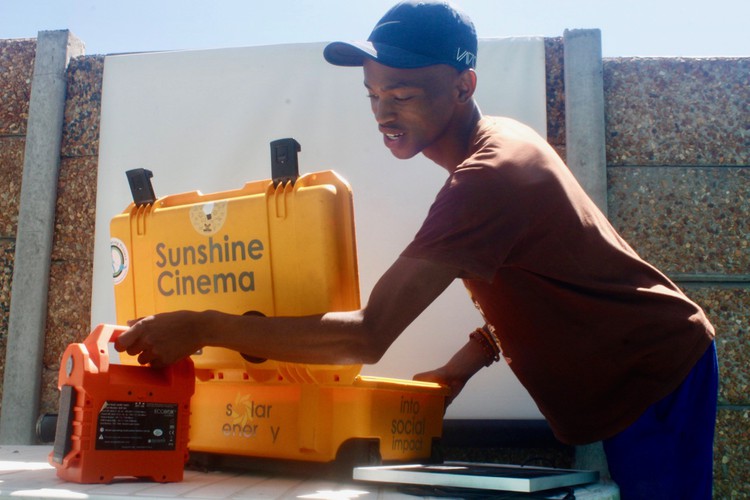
left=50, top=324, right=195, bottom=483
left=107, top=149, right=448, bottom=466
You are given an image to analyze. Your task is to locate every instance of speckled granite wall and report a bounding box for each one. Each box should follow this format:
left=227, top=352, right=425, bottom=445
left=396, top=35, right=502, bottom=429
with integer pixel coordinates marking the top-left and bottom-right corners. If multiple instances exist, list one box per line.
left=0, top=36, right=747, bottom=494
left=604, top=57, right=750, bottom=497
left=608, top=166, right=748, bottom=275
left=0, top=38, right=36, bottom=409
left=41, top=55, right=104, bottom=414
left=544, top=37, right=566, bottom=158
left=605, top=58, right=749, bottom=166
left=0, top=39, right=103, bottom=415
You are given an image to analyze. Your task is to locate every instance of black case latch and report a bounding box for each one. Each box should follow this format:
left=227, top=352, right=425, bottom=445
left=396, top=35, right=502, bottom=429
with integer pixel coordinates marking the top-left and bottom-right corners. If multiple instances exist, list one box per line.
left=126, top=168, right=157, bottom=206
left=270, top=138, right=301, bottom=186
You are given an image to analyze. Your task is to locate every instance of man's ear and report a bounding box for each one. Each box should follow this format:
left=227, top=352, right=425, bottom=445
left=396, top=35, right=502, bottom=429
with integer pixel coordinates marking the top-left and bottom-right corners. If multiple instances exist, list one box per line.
left=456, top=69, right=477, bottom=104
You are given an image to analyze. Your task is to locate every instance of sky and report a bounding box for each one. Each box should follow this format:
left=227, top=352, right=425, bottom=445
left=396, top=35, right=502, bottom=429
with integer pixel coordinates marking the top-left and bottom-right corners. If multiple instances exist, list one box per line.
left=1, top=0, right=748, bottom=58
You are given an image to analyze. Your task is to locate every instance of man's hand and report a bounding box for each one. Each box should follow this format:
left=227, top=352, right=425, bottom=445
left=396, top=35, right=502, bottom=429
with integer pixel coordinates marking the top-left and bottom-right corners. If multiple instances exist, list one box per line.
left=413, top=332, right=491, bottom=408
left=115, top=310, right=209, bottom=367
left=414, top=366, right=468, bottom=407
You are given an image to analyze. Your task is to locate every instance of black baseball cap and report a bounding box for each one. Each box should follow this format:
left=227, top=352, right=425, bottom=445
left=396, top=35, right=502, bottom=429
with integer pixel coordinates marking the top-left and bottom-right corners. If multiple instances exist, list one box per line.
left=324, top=1, right=477, bottom=71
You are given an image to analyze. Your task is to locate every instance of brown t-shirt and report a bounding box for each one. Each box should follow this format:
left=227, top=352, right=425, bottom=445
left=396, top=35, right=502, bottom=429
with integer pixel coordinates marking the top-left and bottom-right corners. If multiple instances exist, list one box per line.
left=402, top=116, right=714, bottom=445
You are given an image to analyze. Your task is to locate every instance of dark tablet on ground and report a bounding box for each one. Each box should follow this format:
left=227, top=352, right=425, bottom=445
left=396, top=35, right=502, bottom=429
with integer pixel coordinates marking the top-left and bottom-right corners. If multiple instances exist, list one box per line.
left=353, top=461, right=599, bottom=494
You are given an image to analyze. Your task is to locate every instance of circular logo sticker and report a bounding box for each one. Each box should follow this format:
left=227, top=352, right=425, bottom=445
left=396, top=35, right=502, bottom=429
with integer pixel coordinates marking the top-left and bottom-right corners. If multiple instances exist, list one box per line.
left=190, top=201, right=228, bottom=235
left=111, top=238, right=129, bottom=285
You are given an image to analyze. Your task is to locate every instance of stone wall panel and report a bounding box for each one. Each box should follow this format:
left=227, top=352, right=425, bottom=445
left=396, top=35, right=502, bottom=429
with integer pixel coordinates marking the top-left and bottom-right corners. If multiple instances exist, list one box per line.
left=608, top=166, right=749, bottom=275
left=604, top=58, right=750, bottom=167
left=0, top=39, right=35, bottom=136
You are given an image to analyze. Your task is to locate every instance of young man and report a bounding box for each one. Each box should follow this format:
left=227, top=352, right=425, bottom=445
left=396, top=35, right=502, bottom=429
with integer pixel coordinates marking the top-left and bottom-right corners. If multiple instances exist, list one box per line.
left=116, top=2, right=718, bottom=497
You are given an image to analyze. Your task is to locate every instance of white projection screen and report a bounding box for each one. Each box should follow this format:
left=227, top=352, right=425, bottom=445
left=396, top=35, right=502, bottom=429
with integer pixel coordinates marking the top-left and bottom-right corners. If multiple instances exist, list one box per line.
left=93, top=38, right=547, bottom=419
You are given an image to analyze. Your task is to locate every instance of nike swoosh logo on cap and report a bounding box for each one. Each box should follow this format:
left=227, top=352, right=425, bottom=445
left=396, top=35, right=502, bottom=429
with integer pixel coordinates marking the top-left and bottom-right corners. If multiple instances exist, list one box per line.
left=372, top=20, right=401, bottom=31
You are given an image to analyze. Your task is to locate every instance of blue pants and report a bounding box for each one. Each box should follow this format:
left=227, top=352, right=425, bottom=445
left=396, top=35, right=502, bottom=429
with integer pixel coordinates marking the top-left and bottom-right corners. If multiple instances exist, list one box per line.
left=603, top=342, right=718, bottom=499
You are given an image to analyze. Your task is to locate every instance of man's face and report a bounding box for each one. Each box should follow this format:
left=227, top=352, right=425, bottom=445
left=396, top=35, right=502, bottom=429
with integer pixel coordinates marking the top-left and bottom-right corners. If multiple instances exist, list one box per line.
left=363, top=59, right=462, bottom=160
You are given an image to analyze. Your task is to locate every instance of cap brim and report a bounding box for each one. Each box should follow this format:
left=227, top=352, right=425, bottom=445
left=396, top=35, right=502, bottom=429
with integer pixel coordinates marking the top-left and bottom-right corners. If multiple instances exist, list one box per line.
left=323, top=41, right=374, bottom=67
left=324, top=41, right=445, bottom=69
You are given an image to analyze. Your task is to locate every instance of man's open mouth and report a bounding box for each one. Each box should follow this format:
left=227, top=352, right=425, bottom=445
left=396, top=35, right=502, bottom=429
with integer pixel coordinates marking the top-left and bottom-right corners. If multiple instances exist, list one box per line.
left=385, top=132, right=404, bottom=140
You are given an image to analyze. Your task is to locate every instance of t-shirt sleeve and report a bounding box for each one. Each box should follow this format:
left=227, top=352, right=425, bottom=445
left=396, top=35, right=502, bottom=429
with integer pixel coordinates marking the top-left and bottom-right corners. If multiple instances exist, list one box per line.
left=401, top=164, right=529, bottom=281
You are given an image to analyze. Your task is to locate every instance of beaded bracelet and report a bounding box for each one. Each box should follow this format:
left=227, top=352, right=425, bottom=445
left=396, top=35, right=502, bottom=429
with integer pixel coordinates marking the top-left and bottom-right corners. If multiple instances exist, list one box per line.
left=469, top=326, right=501, bottom=366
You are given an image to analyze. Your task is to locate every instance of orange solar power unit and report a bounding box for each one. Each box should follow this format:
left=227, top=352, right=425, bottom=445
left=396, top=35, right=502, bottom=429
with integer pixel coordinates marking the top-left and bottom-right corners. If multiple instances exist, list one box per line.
left=109, top=139, right=448, bottom=467
left=50, top=324, right=195, bottom=483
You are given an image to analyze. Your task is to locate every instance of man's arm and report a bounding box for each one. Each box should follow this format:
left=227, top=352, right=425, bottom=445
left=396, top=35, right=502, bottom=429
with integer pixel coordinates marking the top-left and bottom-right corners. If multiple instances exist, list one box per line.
left=115, top=255, right=460, bottom=367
